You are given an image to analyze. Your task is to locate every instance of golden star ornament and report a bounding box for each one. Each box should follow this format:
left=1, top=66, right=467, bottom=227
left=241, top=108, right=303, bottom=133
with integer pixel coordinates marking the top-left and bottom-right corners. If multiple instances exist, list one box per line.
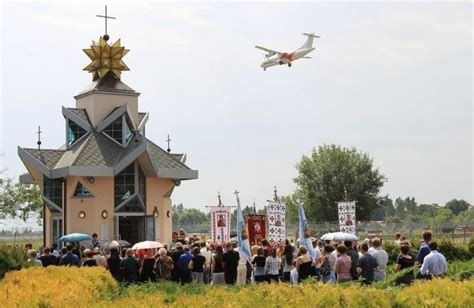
left=83, top=37, right=130, bottom=80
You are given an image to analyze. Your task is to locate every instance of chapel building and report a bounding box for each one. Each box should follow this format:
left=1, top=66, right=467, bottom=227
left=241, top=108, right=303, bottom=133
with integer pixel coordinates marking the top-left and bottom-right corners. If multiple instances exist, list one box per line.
left=18, top=35, right=198, bottom=247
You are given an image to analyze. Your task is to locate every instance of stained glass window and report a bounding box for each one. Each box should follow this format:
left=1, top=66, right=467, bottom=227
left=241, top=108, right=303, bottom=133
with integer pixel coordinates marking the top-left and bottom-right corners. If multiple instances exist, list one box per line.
left=74, top=182, right=92, bottom=197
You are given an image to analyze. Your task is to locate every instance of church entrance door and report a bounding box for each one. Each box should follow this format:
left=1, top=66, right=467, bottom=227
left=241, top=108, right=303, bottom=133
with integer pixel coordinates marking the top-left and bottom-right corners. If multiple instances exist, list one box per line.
left=118, top=215, right=145, bottom=245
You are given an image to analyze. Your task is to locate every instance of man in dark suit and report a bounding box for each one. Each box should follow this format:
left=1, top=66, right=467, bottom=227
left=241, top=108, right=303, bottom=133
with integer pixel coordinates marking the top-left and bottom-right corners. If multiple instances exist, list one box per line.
left=59, top=244, right=80, bottom=266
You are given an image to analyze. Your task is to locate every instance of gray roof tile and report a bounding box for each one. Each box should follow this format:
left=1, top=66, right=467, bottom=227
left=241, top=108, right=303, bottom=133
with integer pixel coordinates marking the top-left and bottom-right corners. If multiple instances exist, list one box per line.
left=21, top=133, right=193, bottom=175
left=67, top=108, right=91, bottom=124
left=73, top=133, right=122, bottom=167
left=171, top=153, right=184, bottom=162
left=23, top=149, right=64, bottom=168
left=146, top=140, right=190, bottom=170
left=116, top=135, right=146, bottom=163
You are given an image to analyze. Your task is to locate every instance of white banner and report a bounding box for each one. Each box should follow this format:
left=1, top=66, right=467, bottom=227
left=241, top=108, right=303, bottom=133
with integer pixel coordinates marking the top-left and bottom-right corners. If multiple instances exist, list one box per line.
left=267, top=201, right=286, bottom=245
left=210, top=206, right=231, bottom=243
left=338, top=201, right=356, bottom=234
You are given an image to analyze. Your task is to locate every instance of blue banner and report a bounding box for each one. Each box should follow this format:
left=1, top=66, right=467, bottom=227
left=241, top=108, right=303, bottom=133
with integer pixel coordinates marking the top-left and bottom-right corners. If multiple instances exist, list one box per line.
left=236, top=193, right=251, bottom=259
left=298, top=202, right=316, bottom=260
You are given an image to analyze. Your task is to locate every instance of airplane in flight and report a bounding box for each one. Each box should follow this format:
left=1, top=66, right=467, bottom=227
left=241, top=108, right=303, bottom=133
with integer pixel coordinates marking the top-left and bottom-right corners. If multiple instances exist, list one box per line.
left=255, top=33, right=320, bottom=71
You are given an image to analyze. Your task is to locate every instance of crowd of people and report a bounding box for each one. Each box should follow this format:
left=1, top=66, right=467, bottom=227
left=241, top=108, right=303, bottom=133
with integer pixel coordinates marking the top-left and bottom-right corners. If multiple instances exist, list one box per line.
left=24, top=230, right=447, bottom=286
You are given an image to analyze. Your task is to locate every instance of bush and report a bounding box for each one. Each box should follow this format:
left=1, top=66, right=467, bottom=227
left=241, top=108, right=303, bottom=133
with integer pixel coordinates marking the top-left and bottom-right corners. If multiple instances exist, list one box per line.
left=384, top=238, right=472, bottom=263
left=1, top=267, right=473, bottom=307
left=438, top=239, right=472, bottom=261
left=382, top=240, right=400, bottom=264
left=0, top=266, right=118, bottom=306
left=392, top=279, right=474, bottom=307
left=0, top=245, right=29, bottom=278
left=468, top=237, right=474, bottom=256
left=448, top=259, right=474, bottom=281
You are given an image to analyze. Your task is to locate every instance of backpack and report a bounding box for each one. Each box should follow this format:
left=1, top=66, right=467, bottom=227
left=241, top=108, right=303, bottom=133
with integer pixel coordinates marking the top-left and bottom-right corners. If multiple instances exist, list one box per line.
left=320, top=256, right=331, bottom=277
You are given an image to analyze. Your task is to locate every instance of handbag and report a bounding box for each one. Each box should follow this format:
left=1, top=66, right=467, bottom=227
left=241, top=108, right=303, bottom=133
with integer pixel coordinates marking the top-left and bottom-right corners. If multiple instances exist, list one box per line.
left=320, top=256, right=331, bottom=276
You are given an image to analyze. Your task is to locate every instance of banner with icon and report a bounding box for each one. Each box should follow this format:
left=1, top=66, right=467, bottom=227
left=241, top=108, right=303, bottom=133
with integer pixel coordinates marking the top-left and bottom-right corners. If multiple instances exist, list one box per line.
left=247, top=214, right=266, bottom=245
left=338, top=201, right=356, bottom=234
left=210, top=206, right=231, bottom=243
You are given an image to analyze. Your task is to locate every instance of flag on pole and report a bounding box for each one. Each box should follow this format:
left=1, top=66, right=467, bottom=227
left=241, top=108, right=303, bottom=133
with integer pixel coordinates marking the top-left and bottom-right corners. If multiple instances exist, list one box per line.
left=298, top=202, right=316, bottom=260
left=236, top=192, right=251, bottom=259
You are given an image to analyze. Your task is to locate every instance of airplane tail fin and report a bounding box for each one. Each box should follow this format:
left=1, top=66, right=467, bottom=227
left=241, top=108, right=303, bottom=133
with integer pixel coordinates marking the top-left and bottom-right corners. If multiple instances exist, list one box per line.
left=298, top=33, right=320, bottom=50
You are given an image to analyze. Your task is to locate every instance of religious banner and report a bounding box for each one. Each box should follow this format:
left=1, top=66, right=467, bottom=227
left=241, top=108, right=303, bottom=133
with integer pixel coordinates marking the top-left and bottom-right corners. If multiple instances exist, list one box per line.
left=247, top=215, right=266, bottom=245
left=338, top=201, right=356, bottom=234
left=267, top=201, right=286, bottom=245
left=210, top=206, right=231, bottom=243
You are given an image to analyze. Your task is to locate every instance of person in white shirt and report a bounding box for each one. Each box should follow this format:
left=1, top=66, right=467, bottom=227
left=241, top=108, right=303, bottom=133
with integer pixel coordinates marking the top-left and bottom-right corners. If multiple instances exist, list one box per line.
left=394, top=232, right=402, bottom=245
left=420, top=241, right=447, bottom=278
left=51, top=243, right=60, bottom=258
left=369, top=238, right=388, bottom=281
left=200, top=241, right=212, bottom=284
left=27, top=250, right=42, bottom=267
left=311, top=240, right=321, bottom=263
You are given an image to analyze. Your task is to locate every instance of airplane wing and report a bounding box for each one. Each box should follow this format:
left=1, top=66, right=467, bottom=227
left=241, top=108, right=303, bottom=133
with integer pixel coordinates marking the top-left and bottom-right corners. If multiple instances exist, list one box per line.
left=255, top=45, right=283, bottom=56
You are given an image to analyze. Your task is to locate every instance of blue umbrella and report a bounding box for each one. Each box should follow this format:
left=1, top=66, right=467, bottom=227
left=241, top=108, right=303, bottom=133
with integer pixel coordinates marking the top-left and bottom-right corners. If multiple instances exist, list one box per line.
left=59, top=233, right=92, bottom=242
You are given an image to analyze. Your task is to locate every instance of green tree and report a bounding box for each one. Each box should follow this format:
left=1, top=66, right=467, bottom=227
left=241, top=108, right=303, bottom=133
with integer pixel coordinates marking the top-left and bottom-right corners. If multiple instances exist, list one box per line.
left=293, top=144, right=386, bottom=221
left=282, top=195, right=299, bottom=224
left=179, top=208, right=207, bottom=225
left=172, top=204, right=208, bottom=225
left=0, top=175, right=42, bottom=221
left=370, top=196, right=394, bottom=220
left=393, top=197, right=418, bottom=218
left=445, top=199, right=471, bottom=215
left=432, top=208, right=455, bottom=225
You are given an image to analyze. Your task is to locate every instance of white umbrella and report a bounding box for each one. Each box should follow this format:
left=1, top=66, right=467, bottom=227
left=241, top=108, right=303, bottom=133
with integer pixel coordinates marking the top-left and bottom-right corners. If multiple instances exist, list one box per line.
left=131, top=240, right=164, bottom=250
left=102, top=240, right=131, bottom=249
left=320, top=232, right=358, bottom=241
left=107, top=240, right=120, bottom=249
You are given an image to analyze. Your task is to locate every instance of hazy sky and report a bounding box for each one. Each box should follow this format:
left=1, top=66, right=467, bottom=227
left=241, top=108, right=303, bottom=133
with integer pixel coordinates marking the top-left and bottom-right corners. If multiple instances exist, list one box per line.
left=1, top=1, right=472, bottom=212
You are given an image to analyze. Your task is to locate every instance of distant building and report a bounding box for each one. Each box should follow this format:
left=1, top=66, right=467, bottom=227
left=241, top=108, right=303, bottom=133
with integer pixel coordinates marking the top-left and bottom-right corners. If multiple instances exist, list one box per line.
left=18, top=35, right=198, bottom=247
